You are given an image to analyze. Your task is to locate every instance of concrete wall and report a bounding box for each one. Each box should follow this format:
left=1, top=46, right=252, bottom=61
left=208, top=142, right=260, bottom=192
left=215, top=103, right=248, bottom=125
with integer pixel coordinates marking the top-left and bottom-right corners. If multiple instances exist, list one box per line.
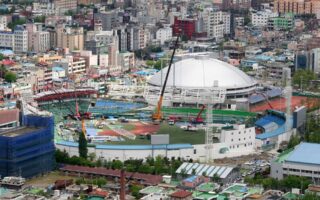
left=56, top=142, right=257, bottom=162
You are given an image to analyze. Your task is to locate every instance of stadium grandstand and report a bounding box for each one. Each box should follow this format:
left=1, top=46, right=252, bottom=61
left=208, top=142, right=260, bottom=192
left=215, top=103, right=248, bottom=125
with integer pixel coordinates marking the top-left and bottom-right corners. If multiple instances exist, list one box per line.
left=249, top=87, right=282, bottom=104
left=254, top=110, right=292, bottom=150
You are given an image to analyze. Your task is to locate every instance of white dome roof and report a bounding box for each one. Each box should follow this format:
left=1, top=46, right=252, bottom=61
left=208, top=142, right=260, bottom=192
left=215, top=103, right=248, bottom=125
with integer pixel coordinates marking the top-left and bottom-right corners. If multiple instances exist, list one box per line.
left=148, top=58, right=256, bottom=89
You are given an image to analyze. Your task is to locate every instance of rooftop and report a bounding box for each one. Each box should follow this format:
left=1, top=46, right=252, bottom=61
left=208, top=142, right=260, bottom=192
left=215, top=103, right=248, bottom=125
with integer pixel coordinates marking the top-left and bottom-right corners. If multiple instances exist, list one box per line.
left=286, top=142, right=320, bottom=165
left=0, top=127, right=40, bottom=137
left=170, top=190, right=192, bottom=198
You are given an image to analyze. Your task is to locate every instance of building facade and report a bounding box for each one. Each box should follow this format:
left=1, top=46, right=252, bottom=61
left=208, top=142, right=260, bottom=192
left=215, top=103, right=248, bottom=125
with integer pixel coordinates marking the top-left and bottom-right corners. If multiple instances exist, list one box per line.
left=156, top=27, right=173, bottom=45
left=271, top=142, right=320, bottom=181
left=14, top=26, right=28, bottom=53
left=0, top=113, right=55, bottom=178
left=56, top=25, right=84, bottom=51
left=251, top=10, right=278, bottom=27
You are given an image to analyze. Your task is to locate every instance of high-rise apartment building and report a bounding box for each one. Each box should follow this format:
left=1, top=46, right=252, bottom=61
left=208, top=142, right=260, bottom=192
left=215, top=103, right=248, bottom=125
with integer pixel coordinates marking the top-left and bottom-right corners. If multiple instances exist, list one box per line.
left=14, top=26, right=28, bottom=53
left=56, top=25, right=84, bottom=51
left=274, top=0, right=320, bottom=18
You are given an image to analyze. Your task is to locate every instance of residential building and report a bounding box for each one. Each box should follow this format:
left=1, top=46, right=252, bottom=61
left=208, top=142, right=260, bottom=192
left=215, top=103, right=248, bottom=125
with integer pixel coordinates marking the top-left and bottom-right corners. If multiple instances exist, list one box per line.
left=234, top=16, right=244, bottom=27
left=108, top=37, right=120, bottom=73
left=267, top=15, right=293, bottom=31
left=85, top=30, right=115, bottom=54
left=0, top=31, right=14, bottom=49
left=0, top=15, right=7, bottom=30
left=127, top=25, right=150, bottom=51
left=207, top=11, right=231, bottom=39
left=271, top=142, right=320, bottom=181
left=251, top=10, right=278, bottom=27
left=222, top=0, right=252, bottom=10
left=53, top=56, right=86, bottom=75
left=118, top=51, right=135, bottom=72
left=156, top=27, right=172, bottom=45
left=94, top=10, right=118, bottom=31
left=26, top=23, right=50, bottom=53
left=56, top=25, right=84, bottom=51
left=14, top=26, right=28, bottom=53
left=54, top=0, right=77, bottom=15
left=209, top=24, right=224, bottom=40
left=116, top=27, right=128, bottom=52
left=273, top=0, right=320, bottom=17
left=37, top=54, right=63, bottom=64
left=170, top=190, right=192, bottom=200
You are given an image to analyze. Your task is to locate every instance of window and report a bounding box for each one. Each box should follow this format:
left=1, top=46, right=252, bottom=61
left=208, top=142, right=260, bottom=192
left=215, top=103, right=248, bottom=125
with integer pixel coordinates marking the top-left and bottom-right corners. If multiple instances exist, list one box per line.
left=237, top=145, right=239, bottom=148
left=239, top=138, right=241, bottom=141
left=231, top=139, right=233, bottom=142
left=194, top=149, right=197, bottom=154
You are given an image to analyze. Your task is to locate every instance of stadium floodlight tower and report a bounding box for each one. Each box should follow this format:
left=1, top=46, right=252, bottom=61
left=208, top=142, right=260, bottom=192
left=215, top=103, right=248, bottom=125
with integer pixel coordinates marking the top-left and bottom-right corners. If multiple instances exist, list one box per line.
left=283, top=67, right=292, bottom=131
left=205, top=104, right=213, bottom=163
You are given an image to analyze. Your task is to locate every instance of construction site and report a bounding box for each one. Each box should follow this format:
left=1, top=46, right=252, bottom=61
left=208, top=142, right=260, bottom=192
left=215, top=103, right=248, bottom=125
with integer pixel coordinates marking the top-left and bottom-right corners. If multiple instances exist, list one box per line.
left=27, top=50, right=309, bottom=164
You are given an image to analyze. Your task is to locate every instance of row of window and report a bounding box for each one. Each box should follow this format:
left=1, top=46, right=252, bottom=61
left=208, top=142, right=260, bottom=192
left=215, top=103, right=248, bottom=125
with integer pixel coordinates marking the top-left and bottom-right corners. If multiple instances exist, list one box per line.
left=231, top=136, right=252, bottom=142
left=283, top=168, right=320, bottom=174
left=229, top=142, right=253, bottom=149
left=230, top=129, right=252, bottom=135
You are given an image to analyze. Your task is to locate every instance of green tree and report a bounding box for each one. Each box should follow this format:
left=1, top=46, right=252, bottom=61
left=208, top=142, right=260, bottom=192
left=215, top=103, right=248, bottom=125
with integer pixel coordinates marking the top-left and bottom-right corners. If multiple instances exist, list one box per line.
left=244, top=16, right=251, bottom=26
left=78, top=132, right=88, bottom=159
left=64, top=10, right=75, bottom=16
left=4, top=71, right=17, bottom=83
left=34, top=15, right=46, bottom=23
left=154, top=156, right=165, bottom=175
left=302, top=193, right=318, bottom=200
left=287, top=135, right=300, bottom=149
left=146, top=60, right=155, bottom=67
left=111, top=160, right=123, bottom=169
left=8, top=19, right=26, bottom=29
left=88, top=152, right=96, bottom=161
left=0, top=65, right=7, bottom=78
left=55, top=149, right=70, bottom=163
left=293, top=69, right=317, bottom=89
left=130, top=184, right=143, bottom=199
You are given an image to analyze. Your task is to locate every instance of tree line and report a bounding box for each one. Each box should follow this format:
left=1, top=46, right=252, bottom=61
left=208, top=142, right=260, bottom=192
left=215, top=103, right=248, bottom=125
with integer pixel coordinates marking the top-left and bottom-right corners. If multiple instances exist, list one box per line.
left=55, top=149, right=185, bottom=176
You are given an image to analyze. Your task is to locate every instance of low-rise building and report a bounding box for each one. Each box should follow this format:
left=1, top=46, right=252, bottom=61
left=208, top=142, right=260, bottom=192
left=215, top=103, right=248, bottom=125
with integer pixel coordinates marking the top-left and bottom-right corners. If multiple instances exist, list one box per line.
left=271, top=142, right=320, bottom=181
left=251, top=10, right=278, bottom=27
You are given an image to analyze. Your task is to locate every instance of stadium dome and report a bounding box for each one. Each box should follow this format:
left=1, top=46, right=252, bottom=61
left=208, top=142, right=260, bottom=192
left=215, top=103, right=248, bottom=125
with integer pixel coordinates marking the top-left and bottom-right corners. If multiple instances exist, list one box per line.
left=148, top=57, right=256, bottom=89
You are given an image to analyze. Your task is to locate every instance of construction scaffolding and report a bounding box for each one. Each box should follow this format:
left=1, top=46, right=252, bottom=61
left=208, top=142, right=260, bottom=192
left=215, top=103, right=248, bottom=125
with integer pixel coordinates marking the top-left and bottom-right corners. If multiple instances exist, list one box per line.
left=0, top=115, right=55, bottom=178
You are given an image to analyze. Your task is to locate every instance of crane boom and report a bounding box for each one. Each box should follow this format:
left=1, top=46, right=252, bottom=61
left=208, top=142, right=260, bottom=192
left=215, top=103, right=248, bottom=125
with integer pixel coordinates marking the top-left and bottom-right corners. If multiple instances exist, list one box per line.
left=152, top=35, right=180, bottom=121
left=196, top=105, right=206, bottom=120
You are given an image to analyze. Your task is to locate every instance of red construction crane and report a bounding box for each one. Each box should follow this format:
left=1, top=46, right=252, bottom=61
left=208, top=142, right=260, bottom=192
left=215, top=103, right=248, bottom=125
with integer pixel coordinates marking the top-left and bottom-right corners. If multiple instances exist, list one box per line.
left=190, top=105, right=206, bottom=124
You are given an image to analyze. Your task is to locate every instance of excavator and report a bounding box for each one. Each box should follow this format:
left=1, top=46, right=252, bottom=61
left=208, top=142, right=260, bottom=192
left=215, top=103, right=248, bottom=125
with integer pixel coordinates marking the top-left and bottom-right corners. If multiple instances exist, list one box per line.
left=152, top=34, right=180, bottom=123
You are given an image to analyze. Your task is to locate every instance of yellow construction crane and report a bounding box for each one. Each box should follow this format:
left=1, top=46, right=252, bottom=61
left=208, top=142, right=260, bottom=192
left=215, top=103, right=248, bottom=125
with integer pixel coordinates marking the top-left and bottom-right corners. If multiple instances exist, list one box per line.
left=152, top=34, right=180, bottom=122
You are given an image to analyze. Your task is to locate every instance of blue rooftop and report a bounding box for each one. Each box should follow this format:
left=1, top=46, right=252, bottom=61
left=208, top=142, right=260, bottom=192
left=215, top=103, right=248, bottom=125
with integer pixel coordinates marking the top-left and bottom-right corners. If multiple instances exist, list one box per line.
left=184, top=175, right=197, bottom=183
left=286, top=142, right=320, bottom=165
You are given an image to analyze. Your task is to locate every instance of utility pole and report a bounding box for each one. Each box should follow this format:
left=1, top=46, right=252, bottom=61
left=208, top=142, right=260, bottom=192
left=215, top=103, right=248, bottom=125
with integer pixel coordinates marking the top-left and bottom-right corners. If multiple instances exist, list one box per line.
left=120, top=169, right=125, bottom=200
